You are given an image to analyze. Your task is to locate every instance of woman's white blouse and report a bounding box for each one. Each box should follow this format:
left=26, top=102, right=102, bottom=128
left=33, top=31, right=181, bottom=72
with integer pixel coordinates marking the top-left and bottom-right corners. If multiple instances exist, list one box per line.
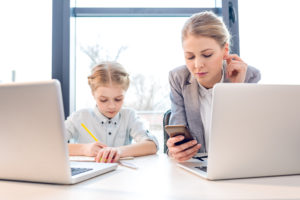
left=198, top=72, right=224, bottom=152
left=65, top=106, right=158, bottom=149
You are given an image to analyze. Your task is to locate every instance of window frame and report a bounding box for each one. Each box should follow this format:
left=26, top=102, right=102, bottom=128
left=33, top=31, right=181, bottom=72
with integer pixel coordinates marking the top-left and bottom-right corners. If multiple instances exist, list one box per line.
left=52, top=0, right=239, bottom=117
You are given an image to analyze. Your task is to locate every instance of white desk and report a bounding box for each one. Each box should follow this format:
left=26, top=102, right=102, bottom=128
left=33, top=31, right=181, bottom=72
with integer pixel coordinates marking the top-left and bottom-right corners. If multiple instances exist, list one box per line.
left=1, top=154, right=300, bottom=200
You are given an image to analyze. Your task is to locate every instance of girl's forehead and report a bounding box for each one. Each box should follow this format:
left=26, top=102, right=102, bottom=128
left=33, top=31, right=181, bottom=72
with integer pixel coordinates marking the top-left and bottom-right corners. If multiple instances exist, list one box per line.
left=93, top=85, right=126, bottom=97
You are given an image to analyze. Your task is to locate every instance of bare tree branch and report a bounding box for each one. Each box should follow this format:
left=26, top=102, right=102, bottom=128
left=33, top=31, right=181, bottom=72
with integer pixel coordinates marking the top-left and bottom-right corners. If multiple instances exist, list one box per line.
left=80, top=43, right=170, bottom=111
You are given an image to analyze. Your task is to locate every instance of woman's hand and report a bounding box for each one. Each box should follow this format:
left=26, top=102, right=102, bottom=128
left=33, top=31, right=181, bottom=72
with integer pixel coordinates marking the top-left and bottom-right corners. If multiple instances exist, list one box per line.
left=166, top=135, right=201, bottom=162
left=82, top=142, right=107, bottom=157
left=225, top=54, right=248, bottom=83
left=95, top=147, right=121, bottom=163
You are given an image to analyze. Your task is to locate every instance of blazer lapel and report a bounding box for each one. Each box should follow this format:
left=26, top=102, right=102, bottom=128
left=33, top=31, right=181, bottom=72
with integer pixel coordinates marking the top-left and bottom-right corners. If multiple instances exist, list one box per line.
left=183, top=75, right=206, bottom=151
left=183, top=76, right=200, bottom=116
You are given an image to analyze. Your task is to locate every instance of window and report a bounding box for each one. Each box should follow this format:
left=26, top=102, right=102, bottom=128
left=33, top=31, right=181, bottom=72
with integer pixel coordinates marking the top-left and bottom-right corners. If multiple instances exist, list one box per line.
left=0, top=0, right=52, bottom=83
left=75, top=0, right=217, bottom=8
left=53, top=0, right=238, bottom=152
left=75, top=17, right=187, bottom=151
left=75, top=17, right=186, bottom=111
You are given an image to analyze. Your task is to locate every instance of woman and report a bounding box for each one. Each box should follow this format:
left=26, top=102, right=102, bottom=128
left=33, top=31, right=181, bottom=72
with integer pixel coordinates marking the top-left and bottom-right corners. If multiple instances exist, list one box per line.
left=167, top=11, right=260, bottom=162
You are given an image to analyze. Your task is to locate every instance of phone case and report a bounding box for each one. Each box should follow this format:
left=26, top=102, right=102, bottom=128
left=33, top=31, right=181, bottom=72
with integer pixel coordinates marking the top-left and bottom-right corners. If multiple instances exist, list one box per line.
left=165, top=125, right=193, bottom=145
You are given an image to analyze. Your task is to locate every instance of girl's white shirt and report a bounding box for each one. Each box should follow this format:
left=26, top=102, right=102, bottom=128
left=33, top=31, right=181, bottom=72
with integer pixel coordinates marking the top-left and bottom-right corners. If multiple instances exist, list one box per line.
left=65, top=106, right=158, bottom=149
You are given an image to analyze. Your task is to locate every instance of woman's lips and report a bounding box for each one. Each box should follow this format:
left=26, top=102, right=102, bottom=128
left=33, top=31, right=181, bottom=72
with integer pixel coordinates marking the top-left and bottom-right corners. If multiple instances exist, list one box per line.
left=196, top=72, right=208, bottom=77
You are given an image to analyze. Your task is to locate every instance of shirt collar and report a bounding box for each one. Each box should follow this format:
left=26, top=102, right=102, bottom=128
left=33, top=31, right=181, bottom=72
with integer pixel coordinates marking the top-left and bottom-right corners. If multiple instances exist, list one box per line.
left=93, top=106, right=120, bottom=125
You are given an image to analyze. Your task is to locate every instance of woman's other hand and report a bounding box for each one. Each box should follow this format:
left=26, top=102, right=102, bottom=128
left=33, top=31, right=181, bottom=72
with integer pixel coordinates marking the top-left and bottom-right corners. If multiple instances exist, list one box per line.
left=225, top=54, right=248, bottom=83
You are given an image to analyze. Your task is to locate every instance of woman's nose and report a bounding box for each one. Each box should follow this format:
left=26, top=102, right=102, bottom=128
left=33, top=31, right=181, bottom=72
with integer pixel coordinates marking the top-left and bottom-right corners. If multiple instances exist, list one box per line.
left=195, top=57, right=204, bottom=69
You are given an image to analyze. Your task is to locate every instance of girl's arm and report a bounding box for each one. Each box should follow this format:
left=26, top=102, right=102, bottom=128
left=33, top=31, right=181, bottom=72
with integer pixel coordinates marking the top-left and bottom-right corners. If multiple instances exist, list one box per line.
left=95, top=140, right=157, bottom=163
left=68, top=142, right=107, bottom=157
left=119, top=140, right=157, bottom=158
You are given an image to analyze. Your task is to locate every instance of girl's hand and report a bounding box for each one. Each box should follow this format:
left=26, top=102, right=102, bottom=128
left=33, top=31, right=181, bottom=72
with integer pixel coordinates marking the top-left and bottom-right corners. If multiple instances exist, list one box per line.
left=95, top=147, right=121, bottom=163
left=225, top=54, right=248, bottom=83
left=166, top=135, right=201, bottom=162
left=82, top=142, right=107, bottom=157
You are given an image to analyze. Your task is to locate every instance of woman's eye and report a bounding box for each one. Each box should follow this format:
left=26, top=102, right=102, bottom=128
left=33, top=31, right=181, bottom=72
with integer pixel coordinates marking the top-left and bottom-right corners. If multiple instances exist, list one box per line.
left=99, top=99, right=107, bottom=103
left=203, top=54, right=212, bottom=58
left=187, top=56, right=195, bottom=60
left=115, top=98, right=123, bottom=102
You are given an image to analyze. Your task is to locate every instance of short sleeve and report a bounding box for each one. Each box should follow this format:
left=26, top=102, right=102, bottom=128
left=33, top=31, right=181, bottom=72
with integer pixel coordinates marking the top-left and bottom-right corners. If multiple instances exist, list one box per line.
left=64, top=112, right=80, bottom=142
left=127, top=109, right=159, bottom=151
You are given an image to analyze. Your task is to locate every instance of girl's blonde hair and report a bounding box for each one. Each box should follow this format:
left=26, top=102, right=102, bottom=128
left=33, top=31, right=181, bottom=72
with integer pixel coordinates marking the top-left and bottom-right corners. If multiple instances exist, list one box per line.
left=182, top=11, right=231, bottom=49
left=88, top=61, right=130, bottom=92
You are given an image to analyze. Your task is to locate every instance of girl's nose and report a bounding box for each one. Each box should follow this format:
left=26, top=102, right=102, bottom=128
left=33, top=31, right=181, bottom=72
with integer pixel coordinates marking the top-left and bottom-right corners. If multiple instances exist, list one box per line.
left=108, top=101, right=116, bottom=109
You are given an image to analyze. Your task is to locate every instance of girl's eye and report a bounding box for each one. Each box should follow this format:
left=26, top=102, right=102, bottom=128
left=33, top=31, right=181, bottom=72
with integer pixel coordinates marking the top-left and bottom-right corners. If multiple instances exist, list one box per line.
left=115, top=98, right=123, bottom=102
left=99, top=99, right=107, bottom=103
left=203, top=54, right=212, bottom=58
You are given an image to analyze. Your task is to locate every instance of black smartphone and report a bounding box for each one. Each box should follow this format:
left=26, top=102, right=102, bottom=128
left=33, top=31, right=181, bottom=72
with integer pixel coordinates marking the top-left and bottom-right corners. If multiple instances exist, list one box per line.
left=165, top=125, right=193, bottom=145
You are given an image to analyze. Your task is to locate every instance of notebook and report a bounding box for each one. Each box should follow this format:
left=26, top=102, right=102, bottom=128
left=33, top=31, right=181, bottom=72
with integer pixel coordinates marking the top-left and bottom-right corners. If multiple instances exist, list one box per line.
left=0, top=80, right=117, bottom=184
left=178, top=83, right=300, bottom=180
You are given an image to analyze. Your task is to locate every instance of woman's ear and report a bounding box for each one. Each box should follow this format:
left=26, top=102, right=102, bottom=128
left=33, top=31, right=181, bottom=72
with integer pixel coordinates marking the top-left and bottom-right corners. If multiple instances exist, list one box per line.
left=223, top=43, right=229, bottom=60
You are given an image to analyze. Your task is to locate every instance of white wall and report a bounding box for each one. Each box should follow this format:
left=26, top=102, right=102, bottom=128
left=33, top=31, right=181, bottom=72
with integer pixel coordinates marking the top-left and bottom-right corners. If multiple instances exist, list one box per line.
left=0, top=0, right=52, bottom=83
left=239, top=0, right=300, bottom=84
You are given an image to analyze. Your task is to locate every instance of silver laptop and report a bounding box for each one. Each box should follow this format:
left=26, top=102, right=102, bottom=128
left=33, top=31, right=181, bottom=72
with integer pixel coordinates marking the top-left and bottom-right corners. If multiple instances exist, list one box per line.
left=0, top=80, right=117, bottom=184
left=178, top=83, right=300, bottom=180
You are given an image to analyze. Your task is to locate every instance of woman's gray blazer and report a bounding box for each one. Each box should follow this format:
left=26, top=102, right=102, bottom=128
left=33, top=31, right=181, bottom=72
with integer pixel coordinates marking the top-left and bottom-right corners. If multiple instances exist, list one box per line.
left=168, top=65, right=261, bottom=153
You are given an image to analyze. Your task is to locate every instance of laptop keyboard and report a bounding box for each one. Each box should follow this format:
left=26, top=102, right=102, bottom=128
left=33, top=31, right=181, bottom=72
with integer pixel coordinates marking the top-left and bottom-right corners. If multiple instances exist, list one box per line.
left=195, top=166, right=207, bottom=172
left=193, top=155, right=208, bottom=172
left=71, top=167, right=93, bottom=176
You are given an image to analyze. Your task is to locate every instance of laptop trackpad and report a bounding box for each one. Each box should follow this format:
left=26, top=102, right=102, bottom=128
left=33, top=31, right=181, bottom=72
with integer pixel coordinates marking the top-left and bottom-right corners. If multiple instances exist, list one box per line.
left=177, top=156, right=208, bottom=178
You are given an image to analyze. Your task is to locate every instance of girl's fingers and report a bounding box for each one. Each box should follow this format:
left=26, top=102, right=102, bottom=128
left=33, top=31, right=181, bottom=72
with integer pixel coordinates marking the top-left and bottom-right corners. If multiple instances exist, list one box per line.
left=101, top=149, right=111, bottom=163
left=113, top=152, right=121, bottom=163
left=106, top=150, right=116, bottom=163
left=95, top=147, right=121, bottom=163
left=95, top=150, right=104, bottom=163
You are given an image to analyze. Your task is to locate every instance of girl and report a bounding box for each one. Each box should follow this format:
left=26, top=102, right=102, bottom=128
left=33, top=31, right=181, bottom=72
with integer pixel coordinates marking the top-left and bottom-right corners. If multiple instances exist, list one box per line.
left=167, top=11, right=261, bottom=162
left=65, top=61, right=158, bottom=163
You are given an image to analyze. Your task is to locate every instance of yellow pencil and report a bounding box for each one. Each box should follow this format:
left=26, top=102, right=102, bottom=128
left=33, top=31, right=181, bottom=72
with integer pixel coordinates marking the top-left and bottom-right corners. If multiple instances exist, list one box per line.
left=81, top=123, right=108, bottom=163
left=81, top=123, right=98, bottom=142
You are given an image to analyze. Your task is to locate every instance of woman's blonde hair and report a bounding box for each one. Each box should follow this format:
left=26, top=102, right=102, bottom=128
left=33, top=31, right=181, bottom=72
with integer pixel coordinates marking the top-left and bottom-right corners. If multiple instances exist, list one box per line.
left=182, top=11, right=231, bottom=49
left=88, top=61, right=130, bottom=93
